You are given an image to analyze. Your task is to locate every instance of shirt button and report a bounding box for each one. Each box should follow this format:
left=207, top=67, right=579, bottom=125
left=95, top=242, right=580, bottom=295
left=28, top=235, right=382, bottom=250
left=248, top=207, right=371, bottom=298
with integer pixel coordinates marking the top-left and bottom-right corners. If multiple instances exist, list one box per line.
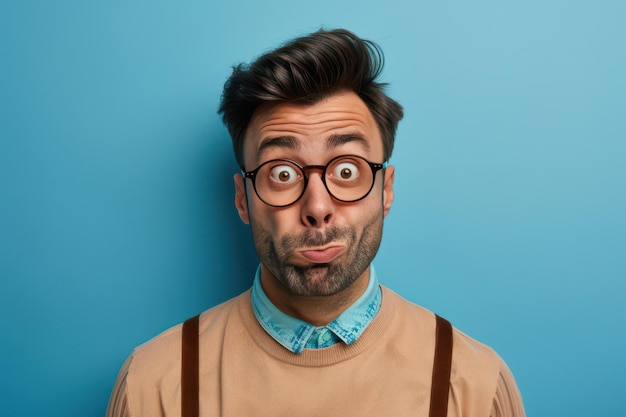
left=322, top=331, right=331, bottom=342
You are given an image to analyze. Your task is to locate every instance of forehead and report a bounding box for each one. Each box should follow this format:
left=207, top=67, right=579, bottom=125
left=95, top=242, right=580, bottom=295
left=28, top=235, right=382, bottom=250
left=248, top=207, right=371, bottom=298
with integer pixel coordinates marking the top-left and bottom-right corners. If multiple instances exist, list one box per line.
left=243, top=91, right=383, bottom=166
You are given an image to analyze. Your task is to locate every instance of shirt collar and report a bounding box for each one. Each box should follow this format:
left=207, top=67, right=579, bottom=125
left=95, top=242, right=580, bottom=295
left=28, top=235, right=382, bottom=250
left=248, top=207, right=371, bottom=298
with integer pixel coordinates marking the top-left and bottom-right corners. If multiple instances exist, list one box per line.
left=251, top=264, right=382, bottom=354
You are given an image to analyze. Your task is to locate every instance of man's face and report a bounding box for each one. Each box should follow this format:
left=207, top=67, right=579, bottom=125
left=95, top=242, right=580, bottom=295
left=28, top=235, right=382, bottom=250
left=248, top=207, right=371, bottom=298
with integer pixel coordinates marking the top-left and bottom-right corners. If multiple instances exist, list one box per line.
left=234, top=91, right=395, bottom=298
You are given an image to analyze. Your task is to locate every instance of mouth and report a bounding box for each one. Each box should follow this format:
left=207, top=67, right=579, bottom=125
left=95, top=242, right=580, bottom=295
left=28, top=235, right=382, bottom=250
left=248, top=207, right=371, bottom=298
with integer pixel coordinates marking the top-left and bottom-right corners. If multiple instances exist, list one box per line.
left=298, top=245, right=346, bottom=264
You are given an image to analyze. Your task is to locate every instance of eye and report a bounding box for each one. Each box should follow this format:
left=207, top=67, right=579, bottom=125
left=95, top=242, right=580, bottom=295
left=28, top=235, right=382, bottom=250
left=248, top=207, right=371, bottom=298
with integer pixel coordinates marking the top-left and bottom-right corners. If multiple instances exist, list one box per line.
left=269, top=164, right=299, bottom=184
left=332, top=161, right=360, bottom=181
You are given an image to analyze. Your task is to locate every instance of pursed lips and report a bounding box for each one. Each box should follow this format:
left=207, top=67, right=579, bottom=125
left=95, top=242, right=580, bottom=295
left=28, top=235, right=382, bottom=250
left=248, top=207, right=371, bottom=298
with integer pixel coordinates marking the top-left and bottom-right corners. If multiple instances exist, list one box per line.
left=298, top=245, right=346, bottom=264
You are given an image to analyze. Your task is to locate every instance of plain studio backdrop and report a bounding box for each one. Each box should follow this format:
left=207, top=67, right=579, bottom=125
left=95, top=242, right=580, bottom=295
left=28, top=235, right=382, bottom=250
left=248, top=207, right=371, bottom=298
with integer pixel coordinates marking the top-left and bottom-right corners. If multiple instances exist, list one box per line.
left=1, top=1, right=624, bottom=416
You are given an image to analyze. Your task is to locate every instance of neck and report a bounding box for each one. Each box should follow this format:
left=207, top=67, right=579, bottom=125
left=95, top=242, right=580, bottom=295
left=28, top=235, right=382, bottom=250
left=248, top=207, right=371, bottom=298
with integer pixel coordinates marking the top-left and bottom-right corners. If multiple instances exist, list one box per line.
left=260, top=265, right=370, bottom=326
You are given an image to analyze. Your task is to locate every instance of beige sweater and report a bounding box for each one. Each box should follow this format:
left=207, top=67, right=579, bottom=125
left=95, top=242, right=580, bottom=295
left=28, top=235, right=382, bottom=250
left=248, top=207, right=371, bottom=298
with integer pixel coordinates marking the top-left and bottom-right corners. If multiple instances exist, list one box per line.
left=107, top=287, right=525, bottom=417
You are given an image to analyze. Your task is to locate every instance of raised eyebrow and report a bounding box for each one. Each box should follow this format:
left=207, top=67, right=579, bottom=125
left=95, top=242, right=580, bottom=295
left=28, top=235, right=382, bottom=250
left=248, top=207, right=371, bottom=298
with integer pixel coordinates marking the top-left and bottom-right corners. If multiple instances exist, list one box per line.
left=257, top=136, right=300, bottom=156
left=326, top=133, right=370, bottom=151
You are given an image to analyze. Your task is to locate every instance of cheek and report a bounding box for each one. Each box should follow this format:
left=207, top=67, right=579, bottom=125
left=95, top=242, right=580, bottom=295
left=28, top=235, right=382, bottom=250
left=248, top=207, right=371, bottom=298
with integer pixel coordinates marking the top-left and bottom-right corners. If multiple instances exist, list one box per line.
left=328, top=203, right=380, bottom=243
left=248, top=203, right=296, bottom=239
left=347, top=192, right=383, bottom=220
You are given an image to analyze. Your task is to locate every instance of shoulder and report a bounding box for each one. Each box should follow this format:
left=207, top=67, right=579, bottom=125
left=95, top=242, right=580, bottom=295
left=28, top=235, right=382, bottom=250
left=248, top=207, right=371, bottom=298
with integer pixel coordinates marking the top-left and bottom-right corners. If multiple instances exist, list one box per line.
left=380, top=286, right=513, bottom=415
left=128, top=291, right=248, bottom=373
left=107, top=292, right=249, bottom=417
left=381, top=285, right=503, bottom=367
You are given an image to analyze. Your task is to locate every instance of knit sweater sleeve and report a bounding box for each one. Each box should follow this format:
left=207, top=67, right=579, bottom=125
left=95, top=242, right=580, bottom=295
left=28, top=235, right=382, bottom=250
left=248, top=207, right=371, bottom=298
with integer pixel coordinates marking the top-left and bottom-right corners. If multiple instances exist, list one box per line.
left=490, top=361, right=526, bottom=417
left=106, top=356, right=132, bottom=417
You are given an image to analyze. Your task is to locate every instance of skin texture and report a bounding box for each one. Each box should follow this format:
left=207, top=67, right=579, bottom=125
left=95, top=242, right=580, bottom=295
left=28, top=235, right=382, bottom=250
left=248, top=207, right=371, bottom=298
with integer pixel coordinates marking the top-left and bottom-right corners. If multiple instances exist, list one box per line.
left=234, top=91, right=395, bottom=326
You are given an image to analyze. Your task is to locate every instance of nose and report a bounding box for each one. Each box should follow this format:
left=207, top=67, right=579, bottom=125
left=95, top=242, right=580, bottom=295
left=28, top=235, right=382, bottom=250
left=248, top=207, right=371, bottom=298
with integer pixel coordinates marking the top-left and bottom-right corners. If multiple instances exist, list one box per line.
left=299, top=172, right=335, bottom=228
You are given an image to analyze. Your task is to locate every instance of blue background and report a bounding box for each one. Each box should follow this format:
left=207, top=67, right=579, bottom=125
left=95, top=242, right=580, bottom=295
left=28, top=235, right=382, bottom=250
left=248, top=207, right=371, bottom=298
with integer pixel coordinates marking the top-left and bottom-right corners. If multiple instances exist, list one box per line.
left=1, top=1, right=625, bottom=416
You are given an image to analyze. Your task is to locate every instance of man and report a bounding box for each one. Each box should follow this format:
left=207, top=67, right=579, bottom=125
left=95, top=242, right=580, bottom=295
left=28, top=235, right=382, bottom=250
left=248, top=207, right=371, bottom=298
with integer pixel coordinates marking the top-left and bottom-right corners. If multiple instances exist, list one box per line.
left=107, top=29, right=525, bottom=417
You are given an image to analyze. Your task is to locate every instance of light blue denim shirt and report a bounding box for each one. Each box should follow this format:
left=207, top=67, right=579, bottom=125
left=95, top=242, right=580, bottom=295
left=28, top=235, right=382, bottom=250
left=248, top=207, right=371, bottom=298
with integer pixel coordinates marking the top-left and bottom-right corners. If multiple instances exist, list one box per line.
left=251, top=264, right=382, bottom=354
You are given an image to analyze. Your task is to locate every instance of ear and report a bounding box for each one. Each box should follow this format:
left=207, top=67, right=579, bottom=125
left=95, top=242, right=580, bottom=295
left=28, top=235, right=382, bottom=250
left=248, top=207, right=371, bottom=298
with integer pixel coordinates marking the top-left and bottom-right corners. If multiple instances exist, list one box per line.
left=234, top=173, right=250, bottom=224
left=382, top=165, right=395, bottom=217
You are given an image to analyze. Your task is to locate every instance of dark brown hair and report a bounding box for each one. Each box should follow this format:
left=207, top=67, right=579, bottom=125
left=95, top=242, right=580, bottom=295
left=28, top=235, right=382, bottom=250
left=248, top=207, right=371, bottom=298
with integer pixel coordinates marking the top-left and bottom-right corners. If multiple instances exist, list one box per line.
left=218, top=29, right=404, bottom=168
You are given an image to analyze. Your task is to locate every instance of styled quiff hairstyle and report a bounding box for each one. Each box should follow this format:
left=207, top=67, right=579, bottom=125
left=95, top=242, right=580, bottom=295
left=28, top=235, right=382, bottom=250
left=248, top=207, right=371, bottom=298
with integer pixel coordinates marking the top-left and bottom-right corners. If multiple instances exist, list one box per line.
left=218, top=29, right=404, bottom=168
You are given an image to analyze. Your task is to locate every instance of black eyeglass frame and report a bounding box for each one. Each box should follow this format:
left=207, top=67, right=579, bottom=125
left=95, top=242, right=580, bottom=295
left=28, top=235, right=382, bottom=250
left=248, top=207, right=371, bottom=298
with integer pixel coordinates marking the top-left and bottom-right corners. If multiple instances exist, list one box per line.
left=242, top=154, right=386, bottom=208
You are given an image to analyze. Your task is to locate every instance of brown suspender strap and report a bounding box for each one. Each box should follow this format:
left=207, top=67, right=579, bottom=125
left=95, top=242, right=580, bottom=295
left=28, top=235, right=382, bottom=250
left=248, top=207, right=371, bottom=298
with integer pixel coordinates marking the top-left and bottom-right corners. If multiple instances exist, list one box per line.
left=429, top=314, right=453, bottom=417
left=181, top=314, right=200, bottom=417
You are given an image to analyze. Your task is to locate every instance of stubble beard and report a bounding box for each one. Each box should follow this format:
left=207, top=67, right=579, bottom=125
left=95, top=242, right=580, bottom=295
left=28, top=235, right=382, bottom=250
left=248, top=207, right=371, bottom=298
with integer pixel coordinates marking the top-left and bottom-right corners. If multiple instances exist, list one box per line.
left=250, top=212, right=384, bottom=297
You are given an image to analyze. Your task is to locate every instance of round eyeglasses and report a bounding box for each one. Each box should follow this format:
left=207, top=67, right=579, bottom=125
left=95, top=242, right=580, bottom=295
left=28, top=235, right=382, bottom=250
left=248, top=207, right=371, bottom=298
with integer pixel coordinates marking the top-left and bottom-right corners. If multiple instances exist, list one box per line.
left=242, top=154, right=385, bottom=207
